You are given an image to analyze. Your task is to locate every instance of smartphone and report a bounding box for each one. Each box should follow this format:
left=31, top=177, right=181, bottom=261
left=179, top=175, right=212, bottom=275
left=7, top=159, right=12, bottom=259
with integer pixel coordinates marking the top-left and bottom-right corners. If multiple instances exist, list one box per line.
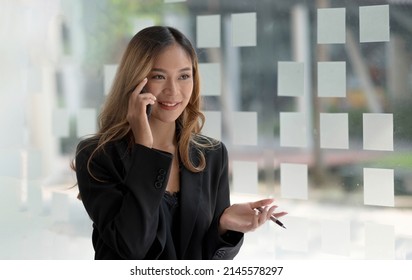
left=140, top=87, right=152, bottom=118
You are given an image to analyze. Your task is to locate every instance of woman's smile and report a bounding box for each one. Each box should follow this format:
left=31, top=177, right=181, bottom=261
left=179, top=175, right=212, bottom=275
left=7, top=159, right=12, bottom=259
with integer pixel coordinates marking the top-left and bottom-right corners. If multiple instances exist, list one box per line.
left=157, top=101, right=181, bottom=110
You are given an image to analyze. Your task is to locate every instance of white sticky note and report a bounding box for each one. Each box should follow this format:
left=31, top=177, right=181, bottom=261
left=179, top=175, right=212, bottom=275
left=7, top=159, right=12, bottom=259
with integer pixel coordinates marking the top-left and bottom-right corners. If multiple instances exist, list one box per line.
left=0, top=181, right=21, bottom=215
left=199, top=63, right=221, bottom=96
left=363, top=113, right=393, bottom=151
left=232, top=161, right=258, bottom=194
left=27, top=150, right=42, bottom=180
left=280, top=112, right=308, bottom=148
left=317, top=8, right=346, bottom=44
left=51, top=192, right=69, bottom=221
left=321, top=220, right=350, bottom=256
left=232, top=112, right=257, bottom=145
left=202, top=111, right=221, bottom=141
left=365, top=223, right=395, bottom=259
left=360, top=5, right=390, bottom=43
left=364, top=168, right=394, bottom=207
left=27, top=182, right=43, bottom=215
left=104, top=64, right=118, bottom=95
left=76, top=108, right=97, bottom=138
left=281, top=163, right=308, bottom=200
left=232, top=13, right=257, bottom=47
left=52, top=108, right=70, bottom=138
left=0, top=149, right=22, bottom=178
left=196, top=15, right=220, bottom=48
left=278, top=62, right=304, bottom=97
left=278, top=216, right=309, bottom=252
left=318, top=62, right=346, bottom=97
left=320, top=113, right=349, bottom=149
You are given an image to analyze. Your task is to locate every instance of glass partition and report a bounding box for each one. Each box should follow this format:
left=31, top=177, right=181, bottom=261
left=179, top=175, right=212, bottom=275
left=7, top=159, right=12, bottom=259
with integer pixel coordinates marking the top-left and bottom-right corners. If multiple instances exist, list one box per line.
left=1, top=0, right=411, bottom=259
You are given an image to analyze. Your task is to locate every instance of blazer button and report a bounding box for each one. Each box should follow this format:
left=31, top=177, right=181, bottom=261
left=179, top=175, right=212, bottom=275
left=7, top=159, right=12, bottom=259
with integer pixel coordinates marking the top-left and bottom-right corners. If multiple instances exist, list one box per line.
left=216, top=250, right=225, bottom=258
left=154, top=181, right=162, bottom=189
left=158, top=168, right=166, bottom=175
left=157, top=175, right=164, bottom=181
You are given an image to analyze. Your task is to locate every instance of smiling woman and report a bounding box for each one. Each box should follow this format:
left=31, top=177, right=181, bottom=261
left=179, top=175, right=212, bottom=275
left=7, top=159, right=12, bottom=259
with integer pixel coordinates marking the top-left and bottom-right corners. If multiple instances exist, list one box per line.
left=72, top=26, right=287, bottom=260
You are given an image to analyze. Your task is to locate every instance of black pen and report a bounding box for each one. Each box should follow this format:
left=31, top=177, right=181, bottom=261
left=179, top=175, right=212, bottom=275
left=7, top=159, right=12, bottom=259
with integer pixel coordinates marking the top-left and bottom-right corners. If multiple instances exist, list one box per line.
left=256, top=207, right=286, bottom=229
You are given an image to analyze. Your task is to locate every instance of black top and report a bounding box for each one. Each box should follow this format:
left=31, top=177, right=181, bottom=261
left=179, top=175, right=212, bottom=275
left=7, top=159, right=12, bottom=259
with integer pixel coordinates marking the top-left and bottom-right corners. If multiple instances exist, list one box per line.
left=159, top=191, right=181, bottom=259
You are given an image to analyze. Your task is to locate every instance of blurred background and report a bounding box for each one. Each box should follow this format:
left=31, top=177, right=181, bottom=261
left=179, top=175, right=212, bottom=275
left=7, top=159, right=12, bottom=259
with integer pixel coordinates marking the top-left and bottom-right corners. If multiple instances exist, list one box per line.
left=0, top=0, right=411, bottom=259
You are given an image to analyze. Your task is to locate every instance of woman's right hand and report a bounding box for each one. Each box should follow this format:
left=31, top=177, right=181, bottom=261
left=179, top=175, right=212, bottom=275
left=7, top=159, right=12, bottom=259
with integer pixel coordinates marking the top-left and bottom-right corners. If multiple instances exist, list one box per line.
left=127, top=78, right=157, bottom=148
left=218, top=198, right=287, bottom=234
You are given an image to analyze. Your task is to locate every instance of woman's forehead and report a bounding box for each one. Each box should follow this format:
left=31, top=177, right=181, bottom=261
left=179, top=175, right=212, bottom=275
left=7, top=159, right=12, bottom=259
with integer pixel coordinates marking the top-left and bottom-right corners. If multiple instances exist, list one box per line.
left=152, top=44, right=193, bottom=69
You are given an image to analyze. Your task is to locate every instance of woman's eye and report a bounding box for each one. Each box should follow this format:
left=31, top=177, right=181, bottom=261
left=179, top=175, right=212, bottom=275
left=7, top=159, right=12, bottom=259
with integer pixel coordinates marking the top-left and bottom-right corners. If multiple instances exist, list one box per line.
left=152, top=75, right=165, bottom=80
left=180, top=74, right=191, bottom=80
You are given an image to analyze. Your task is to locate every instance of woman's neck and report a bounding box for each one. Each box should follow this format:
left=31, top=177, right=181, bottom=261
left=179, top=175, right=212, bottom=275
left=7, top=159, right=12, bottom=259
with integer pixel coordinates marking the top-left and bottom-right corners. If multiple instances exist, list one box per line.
left=150, top=119, right=177, bottom=152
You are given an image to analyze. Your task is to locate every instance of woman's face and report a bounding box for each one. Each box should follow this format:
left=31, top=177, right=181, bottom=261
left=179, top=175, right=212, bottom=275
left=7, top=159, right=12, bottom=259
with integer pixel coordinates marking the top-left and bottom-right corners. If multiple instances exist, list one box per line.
left=145, top=43, right=194, bottom=124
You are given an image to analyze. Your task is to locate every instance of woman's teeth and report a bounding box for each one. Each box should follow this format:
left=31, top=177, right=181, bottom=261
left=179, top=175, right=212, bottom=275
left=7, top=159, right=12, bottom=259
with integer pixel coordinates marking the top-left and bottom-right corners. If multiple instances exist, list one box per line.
left=160, top=102, right=177, bottom=107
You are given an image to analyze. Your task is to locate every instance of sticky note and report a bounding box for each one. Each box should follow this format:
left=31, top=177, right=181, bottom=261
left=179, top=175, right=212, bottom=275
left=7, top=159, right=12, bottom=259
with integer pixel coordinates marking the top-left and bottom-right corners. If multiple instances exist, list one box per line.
left=76, top=109, right=97, bottom=138
left=363, top=113, right=393, bottom=151
left=51, top=192, right=69, bottom=221
left=320, top=113, right=349, bottom=149
left=278, top=62, right=304, bottom=97
left=202, top=111, right=221, bottom=141
left=318, top=62, right=346, bottom=97
left=27, top=182, right=44, bottom=215
left=321, top=220, right=350, bottom=256
left=196, top=15, right=220, bottom=48
left=199, top=63, right=221, bottom=96
left=363, top=168, right=394, bottom=207
left=281, top=163, right=308, bottom=200
left=0, top=149, right=22, bottom=178
left=232, top=161, right=258, bottom=194
left=232, top=112, right=257, bottom=145
left=280, top=112, right=308, bottom=148
left=0, top=181, right=21, bottom=215
left=365, top=222, right=395, bottom=259
left=317, top=8, right=346, bottom=44
left=232, top=13, right=257, bottom=47
left=278, top=216, right=309, bottom=252
left=27, top=150, right=42, bottom=180
left=52, top=108, right=70, bottom=138
left=104, top=65, right=118, bottom=95
left=359, top=5, right=390, bottom=43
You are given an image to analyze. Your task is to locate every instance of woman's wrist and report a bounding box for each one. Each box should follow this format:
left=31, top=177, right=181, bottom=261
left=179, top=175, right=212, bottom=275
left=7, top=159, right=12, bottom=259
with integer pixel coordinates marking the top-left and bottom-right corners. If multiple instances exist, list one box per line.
left=218, top=210, right=229, bottom=235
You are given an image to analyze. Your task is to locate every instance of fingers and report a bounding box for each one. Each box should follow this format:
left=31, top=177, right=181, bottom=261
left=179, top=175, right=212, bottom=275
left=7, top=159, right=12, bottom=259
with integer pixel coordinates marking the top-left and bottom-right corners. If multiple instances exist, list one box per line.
left=251, top=209, right=259, bottom=230
left=249, top=198, right=275, bottom=209
left=273, top=211, right=288, bottom=219
left=128, top=78, right=156, bottom=117
left=131, top=77, right=148, bottom=95
left=253, top=204, right=287, bottom=230
left=253, top=206, right=273, bottom=229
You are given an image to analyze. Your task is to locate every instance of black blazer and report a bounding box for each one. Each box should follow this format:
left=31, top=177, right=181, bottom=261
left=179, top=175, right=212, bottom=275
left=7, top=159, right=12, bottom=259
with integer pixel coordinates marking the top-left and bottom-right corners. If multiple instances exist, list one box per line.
left=75, top=136, right=244, bottom=260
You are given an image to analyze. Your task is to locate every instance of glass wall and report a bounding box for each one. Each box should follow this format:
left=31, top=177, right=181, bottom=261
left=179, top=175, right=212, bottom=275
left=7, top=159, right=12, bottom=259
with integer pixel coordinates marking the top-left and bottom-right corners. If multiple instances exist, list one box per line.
left=1, top=0, right=411, bottom=259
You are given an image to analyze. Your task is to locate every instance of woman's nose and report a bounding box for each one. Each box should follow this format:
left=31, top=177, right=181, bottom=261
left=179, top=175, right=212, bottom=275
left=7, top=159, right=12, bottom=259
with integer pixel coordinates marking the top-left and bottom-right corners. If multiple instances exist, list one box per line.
left=164, top=79, right=177, bottom=95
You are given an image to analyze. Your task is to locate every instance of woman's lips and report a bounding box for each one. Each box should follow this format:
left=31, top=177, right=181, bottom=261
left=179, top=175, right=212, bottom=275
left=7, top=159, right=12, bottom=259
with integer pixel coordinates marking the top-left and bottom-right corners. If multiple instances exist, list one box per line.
left=158, top=101, right=180, bottom=110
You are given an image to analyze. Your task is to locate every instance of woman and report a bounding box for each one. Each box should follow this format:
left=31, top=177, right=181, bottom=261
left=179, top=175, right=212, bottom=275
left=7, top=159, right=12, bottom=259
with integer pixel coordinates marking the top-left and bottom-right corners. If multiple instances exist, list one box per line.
left=74, top=26, right=287, bottom=260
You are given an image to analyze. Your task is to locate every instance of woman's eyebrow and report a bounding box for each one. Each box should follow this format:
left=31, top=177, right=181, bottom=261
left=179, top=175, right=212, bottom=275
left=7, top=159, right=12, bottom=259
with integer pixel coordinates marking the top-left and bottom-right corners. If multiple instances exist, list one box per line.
left=151, top=67, right=192, bottom=73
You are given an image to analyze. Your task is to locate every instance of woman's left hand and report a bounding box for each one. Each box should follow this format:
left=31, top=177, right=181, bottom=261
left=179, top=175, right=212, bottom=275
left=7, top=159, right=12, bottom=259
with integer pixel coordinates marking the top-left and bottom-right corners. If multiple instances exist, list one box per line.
left=218, top=198, right=287, bottom=235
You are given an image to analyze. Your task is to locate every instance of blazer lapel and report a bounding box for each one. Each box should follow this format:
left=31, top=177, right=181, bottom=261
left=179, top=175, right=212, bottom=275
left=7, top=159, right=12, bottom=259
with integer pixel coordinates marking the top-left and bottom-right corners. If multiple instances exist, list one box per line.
left=179, top=146, right=203, bottom=257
